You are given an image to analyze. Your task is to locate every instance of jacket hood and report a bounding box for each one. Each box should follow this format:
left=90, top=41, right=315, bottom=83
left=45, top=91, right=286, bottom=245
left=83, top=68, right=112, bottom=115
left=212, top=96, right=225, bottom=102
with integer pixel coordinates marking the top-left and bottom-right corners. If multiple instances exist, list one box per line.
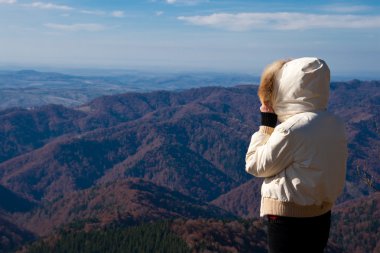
left=272, top=57, right=330, bottom=122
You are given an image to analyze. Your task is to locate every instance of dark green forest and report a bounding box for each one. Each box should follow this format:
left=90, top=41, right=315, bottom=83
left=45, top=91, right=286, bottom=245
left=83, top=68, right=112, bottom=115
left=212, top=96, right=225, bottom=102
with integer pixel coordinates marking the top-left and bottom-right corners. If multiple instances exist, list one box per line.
left=26, top=222, right=190, bottom=253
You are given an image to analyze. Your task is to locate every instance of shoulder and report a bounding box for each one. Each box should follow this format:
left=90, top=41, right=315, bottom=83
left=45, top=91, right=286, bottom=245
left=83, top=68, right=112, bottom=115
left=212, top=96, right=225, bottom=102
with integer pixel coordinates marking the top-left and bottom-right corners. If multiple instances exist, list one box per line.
left=276, top=111, right=346, bottom=138
left=274, top=111, right=335, bottom=135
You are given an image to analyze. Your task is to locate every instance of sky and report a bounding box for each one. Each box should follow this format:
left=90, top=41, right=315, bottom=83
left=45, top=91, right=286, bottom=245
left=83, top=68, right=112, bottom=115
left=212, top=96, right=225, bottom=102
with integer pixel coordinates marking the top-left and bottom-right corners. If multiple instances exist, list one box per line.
left=0, top=0, right=379, bottom=78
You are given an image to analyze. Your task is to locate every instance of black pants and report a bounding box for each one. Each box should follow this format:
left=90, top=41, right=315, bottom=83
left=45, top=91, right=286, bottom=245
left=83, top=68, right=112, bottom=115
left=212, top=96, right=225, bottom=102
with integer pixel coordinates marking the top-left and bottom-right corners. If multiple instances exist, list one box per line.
left=266, top=211, right=331, bottom=253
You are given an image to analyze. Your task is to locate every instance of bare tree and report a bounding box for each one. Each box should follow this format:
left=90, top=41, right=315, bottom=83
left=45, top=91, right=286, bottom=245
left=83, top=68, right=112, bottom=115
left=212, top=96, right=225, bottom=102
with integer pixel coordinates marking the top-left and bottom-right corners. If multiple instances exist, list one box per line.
left=355, top=161, right=379, bottom=192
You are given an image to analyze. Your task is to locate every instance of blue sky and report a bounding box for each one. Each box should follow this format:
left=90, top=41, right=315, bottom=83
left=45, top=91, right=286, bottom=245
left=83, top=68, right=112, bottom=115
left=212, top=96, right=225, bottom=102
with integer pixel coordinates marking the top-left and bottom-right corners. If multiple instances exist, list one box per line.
left=0, top=0, right=379, bottom=78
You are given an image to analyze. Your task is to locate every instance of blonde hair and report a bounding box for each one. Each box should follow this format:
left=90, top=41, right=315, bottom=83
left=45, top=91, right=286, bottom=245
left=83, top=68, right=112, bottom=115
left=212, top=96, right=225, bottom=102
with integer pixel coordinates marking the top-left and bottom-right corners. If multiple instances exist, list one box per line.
left=258, top=59, right=290, bottom=106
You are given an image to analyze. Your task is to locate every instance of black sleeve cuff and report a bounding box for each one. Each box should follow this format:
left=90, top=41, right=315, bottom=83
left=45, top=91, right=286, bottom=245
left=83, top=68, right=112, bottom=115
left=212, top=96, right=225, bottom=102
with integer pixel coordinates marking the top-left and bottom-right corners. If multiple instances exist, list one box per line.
left=261, top=112, right=277, bottom=128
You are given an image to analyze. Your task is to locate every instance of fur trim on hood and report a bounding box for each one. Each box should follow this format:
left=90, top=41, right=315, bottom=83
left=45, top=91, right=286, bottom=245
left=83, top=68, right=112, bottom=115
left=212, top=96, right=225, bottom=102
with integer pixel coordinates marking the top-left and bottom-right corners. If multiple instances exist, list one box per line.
left=258, top=60, right=289, bottom=106
left=272, top=57, right=330, bottom=122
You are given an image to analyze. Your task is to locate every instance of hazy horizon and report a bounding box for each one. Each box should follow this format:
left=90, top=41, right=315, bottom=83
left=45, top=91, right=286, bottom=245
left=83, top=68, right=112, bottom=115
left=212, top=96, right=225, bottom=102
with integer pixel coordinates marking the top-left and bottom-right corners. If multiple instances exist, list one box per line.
left=0, top=64, right=379, bottom=82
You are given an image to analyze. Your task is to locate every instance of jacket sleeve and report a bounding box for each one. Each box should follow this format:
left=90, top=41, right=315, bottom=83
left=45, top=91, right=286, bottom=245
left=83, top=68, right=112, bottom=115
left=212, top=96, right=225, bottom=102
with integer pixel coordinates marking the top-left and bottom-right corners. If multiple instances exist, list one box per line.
left=245, top=126, right=294, bottom=178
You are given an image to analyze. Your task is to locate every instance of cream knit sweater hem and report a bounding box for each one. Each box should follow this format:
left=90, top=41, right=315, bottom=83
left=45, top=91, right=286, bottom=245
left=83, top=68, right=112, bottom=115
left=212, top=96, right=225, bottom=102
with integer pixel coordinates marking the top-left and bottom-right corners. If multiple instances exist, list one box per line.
left=260, top=197, right=333, bottom=217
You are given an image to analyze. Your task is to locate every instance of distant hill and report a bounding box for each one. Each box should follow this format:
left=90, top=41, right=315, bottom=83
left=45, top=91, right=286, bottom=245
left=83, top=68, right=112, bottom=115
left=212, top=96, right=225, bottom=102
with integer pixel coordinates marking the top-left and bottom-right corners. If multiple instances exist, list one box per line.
left=330, top=192, right=380, bottom=253
left=211, top=179, right=262, bottom=218
left=0, top=214, right=35, bottom=253
left=0, top=86, right=260, bottom=204
left=0, top=80, right=379, bottom=252
left=0, top=70, right=258, bottom=109
left=13, top=178, right=233, bottom=237
left=0, top=185, right=35, bottom=213
left=2, top=82, right=377, bottom=206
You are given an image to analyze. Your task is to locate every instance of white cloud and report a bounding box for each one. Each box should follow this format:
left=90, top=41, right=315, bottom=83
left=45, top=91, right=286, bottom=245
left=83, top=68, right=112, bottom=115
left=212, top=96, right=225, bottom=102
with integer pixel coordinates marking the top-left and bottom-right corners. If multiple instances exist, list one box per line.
left=28, top=2, right=73, bottom=10
left=165, top=0, right=205, bottom=5
left=80, top=9, right=125, bottom=18
left=0, top=0, right=16, bottom=4
left=44, top=23, right=106, bottom=32
left=156, top=11, right=164, bottom=16
left=81, top=10, right=106, bottom=16
left=178, top=12, right=380, bottom=31
left=111, top=11, right=125, bottom=18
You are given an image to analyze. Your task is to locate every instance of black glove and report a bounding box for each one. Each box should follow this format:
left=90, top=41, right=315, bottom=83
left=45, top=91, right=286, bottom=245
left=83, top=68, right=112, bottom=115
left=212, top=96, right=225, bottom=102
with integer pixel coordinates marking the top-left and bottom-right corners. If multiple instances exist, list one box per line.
left=261, top=112, right=277, bottom=128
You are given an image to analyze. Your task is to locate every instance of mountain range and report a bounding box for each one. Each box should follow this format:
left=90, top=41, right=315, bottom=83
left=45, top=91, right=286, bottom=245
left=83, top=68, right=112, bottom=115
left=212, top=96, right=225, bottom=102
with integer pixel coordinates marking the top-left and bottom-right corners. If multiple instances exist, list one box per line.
left=0, top=70, right=257, bottom=110
left=0, top=79, right=379, bottom=252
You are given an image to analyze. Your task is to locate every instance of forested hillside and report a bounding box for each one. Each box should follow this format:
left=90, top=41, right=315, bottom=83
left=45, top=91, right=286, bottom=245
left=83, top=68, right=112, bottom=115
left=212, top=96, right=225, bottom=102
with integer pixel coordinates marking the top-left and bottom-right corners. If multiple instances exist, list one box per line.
left=0, top=80, right=379, bottom=252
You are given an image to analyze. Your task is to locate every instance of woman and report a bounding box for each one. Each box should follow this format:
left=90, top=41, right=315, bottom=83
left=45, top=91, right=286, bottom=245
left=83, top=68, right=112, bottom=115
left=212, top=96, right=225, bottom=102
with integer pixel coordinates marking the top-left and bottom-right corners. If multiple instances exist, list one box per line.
left=245, top=57, right=348, bottom=253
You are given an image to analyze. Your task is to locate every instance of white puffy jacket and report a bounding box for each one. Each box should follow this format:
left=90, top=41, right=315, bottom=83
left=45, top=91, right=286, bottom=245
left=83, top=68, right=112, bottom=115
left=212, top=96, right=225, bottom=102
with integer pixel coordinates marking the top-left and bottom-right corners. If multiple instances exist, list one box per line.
left=245, top=57, right=348, bottom=217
